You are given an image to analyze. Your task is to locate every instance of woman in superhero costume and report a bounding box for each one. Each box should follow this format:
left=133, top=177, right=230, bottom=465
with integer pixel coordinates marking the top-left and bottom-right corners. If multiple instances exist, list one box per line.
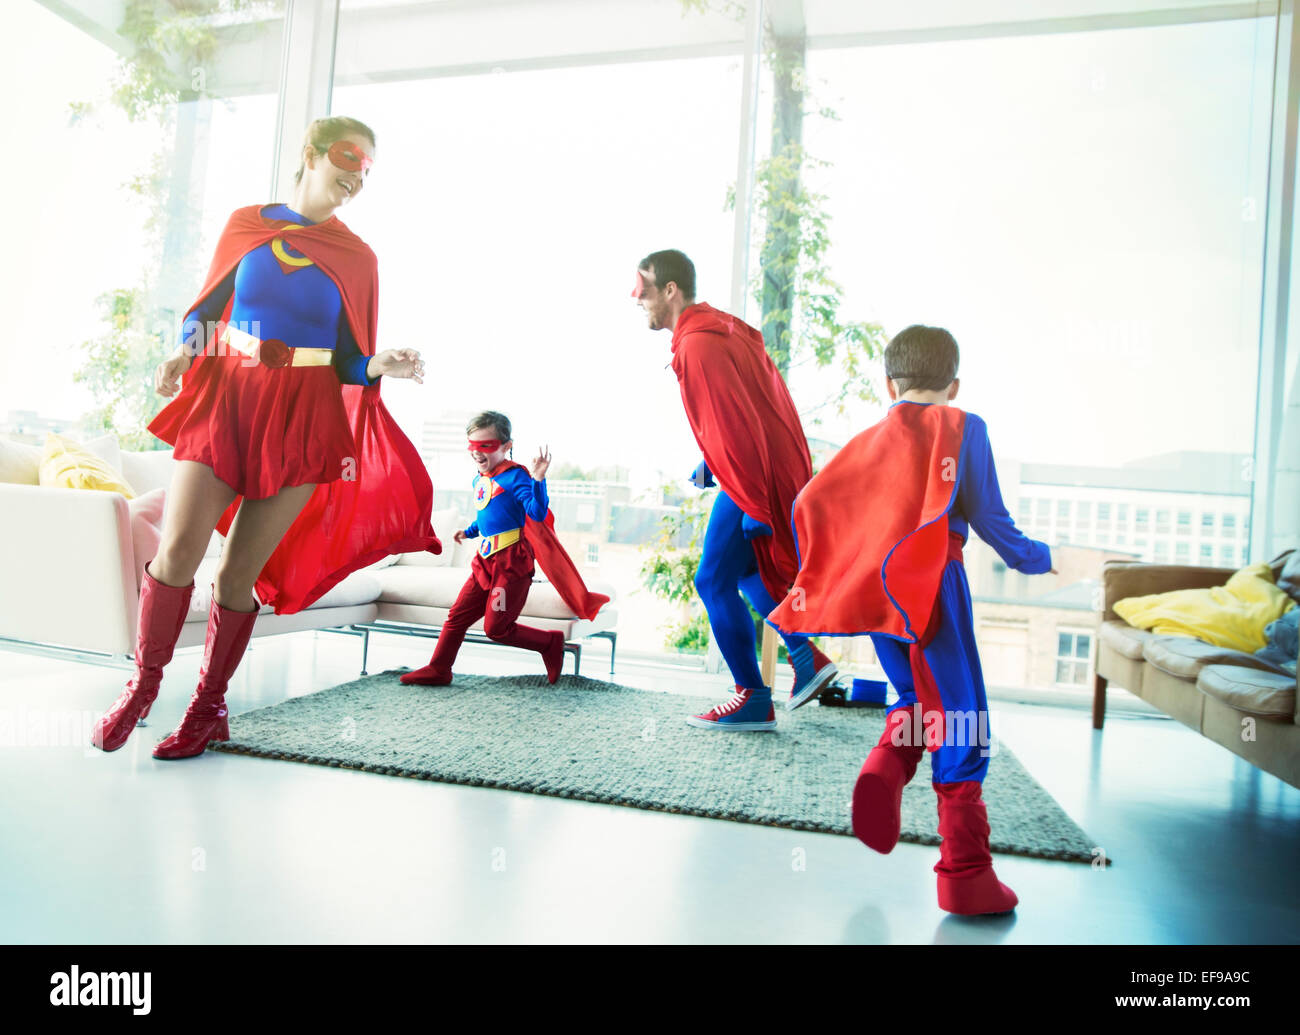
left=91, top=116, right=439, bottom=760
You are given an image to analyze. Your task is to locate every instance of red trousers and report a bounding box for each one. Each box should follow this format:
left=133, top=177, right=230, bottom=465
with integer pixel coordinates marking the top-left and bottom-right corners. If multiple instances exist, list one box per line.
left=428, top=539, right=552, bottom=668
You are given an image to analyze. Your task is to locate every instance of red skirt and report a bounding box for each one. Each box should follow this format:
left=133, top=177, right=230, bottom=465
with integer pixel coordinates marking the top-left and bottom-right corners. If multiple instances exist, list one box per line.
left=148, top=355, right=356, bottom=500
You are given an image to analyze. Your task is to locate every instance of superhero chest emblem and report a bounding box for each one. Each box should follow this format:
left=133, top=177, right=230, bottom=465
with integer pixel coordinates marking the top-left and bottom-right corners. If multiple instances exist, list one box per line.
left=271, top=224, right=315, bottom=274
left=474, top=476, right=505, bottom=511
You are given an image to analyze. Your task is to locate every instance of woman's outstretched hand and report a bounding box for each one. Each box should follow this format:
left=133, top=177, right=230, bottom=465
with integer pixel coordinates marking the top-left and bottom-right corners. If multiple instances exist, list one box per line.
left=531, top=446, right=552, bottom=481
left=370, top=348, right=425, bottom=383
left=155, top=351, right=193, bottom=398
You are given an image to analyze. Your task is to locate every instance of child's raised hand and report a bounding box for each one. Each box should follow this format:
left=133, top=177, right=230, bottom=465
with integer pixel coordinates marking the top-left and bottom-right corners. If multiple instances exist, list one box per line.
left=453, top=529, right=467, bottom=544
left=531, top=446, right=551, bottom=481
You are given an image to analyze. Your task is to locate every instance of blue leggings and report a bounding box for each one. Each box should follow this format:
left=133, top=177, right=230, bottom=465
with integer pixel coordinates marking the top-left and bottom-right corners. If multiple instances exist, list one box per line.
left=695, top=491, right=809, bottom=689
left=869, top=558, right=991, bottom=784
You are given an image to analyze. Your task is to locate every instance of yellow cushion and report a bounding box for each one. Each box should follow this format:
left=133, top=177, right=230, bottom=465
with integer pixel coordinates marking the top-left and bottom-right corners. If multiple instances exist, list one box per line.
left=38, top=433, right=136, bottom=498
left=1115, top=563, right=1297, bottom=654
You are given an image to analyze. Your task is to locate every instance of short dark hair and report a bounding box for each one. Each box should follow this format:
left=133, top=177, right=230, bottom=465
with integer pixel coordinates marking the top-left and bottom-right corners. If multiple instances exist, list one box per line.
left=467, top=410, right=511, bottom=442
left=638, top=249, right=696, bottom=301
left=883, top=325, right=960, bottom=394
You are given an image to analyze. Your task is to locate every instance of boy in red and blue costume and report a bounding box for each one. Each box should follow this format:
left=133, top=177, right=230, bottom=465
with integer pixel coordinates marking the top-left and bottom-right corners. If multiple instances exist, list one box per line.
left=768, top=325, right=1055, bottom=915
left=634, top=250, right=838, bottom=730
left=400, top=411, right=608, bottom=686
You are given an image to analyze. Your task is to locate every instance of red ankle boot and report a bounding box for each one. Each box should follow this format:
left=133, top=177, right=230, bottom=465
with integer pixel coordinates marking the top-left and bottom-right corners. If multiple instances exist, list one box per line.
left=400, top=663, right=453, bottom=686
left=542, top=630, right=565, bottom=684
left=153, top=594, right=258, bottom=760
left=92, top=563, right=194, bottom=752
left=851, top=705, right=926, bottom=853
left=933, top=780, right=1018, bottom=915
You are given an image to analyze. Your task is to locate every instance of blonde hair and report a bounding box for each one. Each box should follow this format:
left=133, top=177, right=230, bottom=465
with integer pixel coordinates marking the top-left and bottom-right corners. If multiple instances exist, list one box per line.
left=293, top=116, right=376, bottom=184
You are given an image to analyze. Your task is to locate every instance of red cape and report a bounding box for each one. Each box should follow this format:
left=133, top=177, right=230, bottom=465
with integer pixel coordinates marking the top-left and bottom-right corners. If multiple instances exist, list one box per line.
left=148, top=204, right=441, bottom=614
left=767, top=402, right=966, bottom=640
left=670, top=302, right=812, bottom=601
left=492, top=461, right=610, bottom=622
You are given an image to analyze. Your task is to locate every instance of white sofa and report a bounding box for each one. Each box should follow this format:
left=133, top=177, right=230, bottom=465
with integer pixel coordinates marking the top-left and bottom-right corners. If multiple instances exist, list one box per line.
left=0, top=435, right=619, bottom=675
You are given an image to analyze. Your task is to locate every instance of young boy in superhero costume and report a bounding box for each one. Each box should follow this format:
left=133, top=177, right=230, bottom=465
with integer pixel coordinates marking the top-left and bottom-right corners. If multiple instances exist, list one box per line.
left=634, top=249, right=837, bottom=730
left=767, top=325, right=1056, bottom=915
left=400, top=411, right=609, bottom=686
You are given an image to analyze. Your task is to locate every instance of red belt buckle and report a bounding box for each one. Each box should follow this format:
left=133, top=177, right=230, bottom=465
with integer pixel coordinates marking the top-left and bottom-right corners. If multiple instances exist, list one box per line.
left=259, top=339, right=291, bottom=368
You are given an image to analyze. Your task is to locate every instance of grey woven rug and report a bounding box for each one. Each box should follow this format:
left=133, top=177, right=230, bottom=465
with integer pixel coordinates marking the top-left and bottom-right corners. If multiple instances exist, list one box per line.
left=212, top=670, right=1100, bottom=863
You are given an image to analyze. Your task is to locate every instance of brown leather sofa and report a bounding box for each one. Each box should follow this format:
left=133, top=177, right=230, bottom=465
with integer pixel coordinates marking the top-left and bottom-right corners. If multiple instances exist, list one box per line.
left=1093, top=550, right=1298, bottom=789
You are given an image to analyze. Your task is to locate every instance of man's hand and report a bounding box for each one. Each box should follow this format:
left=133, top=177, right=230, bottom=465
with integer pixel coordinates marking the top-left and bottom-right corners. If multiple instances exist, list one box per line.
left=531, top=446, right=551, bottom=481
left=368, top=348, right=425, bottom=383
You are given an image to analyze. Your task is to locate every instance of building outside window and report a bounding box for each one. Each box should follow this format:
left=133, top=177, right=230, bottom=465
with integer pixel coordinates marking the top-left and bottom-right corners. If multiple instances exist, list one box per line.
left=1136, top=508, right=1150, bottom=531
left=585, top=542, right=599, bottom=565
left=1156, top=509, right=1171, bottom=533
left=1055, top=629, right=1092, bottom=686
left=1176, top=542, right=1190, bottom=562
left=1177, top=510, right=1192, bottom=534
left=1200, top=543, right=1213, bottom=563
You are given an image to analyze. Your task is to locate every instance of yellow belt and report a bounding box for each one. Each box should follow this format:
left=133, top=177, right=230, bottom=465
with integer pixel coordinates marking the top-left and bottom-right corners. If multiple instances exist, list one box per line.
left=478, top=527, right=521, bottom=558
left=220, top=326, right=334, bottom=368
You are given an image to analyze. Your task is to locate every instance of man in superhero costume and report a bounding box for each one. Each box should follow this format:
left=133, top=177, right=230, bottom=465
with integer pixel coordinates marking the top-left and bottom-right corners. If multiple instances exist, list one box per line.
left=767, top=325, right=1055, bottom=915
left=400, top=411, right=609, bottom=686
left=634, top=249, right=837, bottom=730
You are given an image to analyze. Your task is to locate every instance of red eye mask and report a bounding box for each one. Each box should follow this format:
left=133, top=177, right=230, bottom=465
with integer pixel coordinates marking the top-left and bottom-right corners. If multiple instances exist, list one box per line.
left=631, top=269, right=646, bottom=299
left=327, top=141, right=374, bottom=174
left=467, top=439, right=502, bottom=453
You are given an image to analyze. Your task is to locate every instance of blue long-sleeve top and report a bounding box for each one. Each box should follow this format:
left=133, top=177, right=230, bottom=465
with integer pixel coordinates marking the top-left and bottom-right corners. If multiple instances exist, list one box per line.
left=179, top=203, right=376, bottom=386
left=464, top=464, right=550, bottom=538
left=894, top=401, right=1052, bottom=574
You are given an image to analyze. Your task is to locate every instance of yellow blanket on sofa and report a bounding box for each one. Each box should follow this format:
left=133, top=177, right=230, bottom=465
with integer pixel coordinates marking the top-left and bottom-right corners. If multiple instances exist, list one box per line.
left=1114, top=563, right=1297, bottom=653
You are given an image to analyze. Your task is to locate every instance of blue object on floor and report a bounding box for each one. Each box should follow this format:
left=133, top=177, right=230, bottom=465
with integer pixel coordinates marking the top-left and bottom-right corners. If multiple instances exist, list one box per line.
left=850, top=677, right=889, bottom=704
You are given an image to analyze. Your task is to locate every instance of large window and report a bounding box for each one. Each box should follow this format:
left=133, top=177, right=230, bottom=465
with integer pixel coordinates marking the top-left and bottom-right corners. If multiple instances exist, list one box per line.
left=330, top=1, right=747, bottom=655
left=5, top=1, right=284, bottom=447
left=797, top=12, right=1272, bottom=690
left=11, top=1, right=1287, bottom=673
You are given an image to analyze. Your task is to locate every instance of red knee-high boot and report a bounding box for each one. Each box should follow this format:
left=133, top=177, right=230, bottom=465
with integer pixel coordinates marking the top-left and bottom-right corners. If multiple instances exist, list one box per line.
left=851, top=705, right=926, bottom=853
left=153, top=593, right=258, bottom=760
left=91, top=563, right=194, bottom=752
left=933, top=780, right=1018, bottom=915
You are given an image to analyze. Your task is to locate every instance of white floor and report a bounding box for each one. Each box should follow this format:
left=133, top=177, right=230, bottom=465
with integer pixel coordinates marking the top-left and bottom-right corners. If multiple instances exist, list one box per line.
left=1, top=629, right=1297, bottom=944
